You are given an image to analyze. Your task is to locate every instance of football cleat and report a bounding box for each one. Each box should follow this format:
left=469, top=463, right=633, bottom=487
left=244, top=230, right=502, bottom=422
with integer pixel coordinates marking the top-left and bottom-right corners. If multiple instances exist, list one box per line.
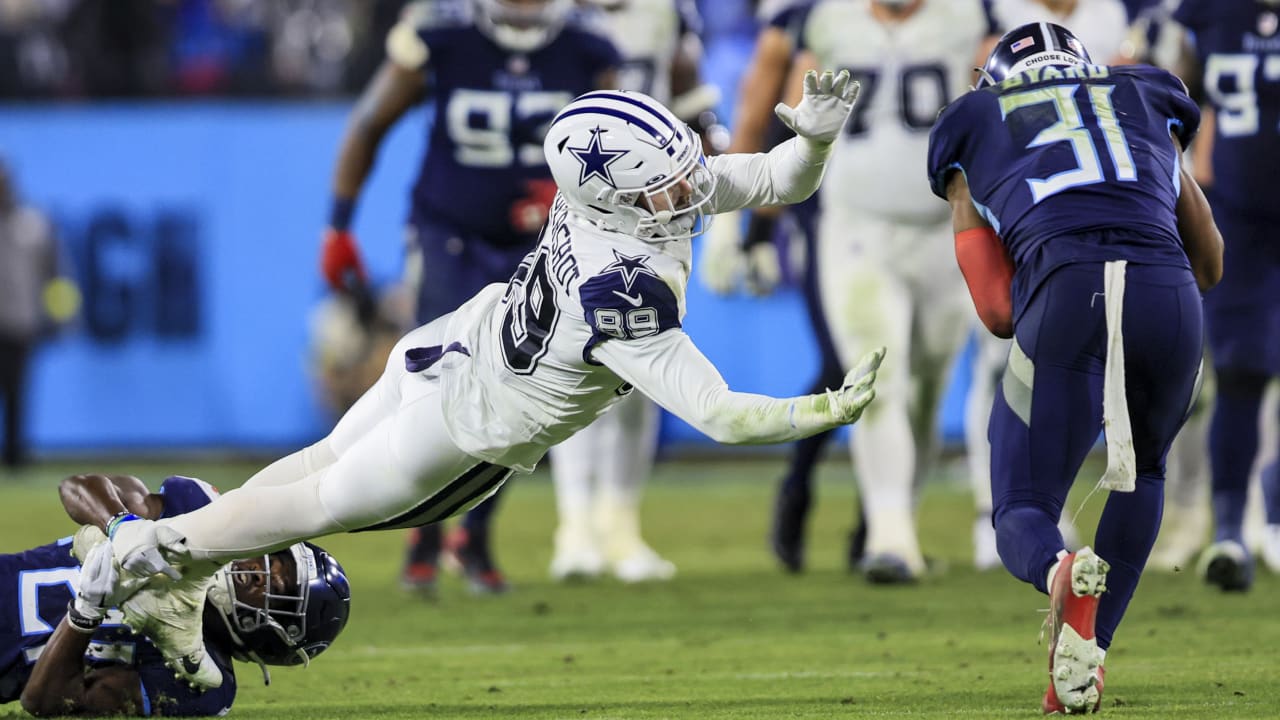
left=444, top=527, right=509, bottom=595
left=611, top=544, right=676, bottom=584
left=400, top=561, right=438, bottom=597
left=1044, top=665, right=1104, bottom=714
left=861, top=552, right=919, bottom=585
left=1197, top=539, right=1254, bottom=592
left=549, top=525, right=606, bottom=582
left=122, top=574, right=222, bottom=690
left=769, top=484, right=810, bottom=574
left=1042, top=547, right=1109, bottom=714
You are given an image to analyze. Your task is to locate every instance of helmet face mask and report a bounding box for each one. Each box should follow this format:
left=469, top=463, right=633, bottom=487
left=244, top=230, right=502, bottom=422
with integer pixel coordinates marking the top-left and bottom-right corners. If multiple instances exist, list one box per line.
left=975, top=22, right=1092, bottom=90
left=545, top=91, right=715, bottom=242
left=472, top=0, right=573, bottom=52
left=207, top=542, right=350, bottom=680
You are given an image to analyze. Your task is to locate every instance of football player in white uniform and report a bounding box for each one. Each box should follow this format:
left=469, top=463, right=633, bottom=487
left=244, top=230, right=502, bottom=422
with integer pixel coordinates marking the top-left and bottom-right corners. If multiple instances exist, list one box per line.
left=546, top=0, right=721, bottom=584
left=782, top=0, right=997, bottom=582
left=102, top=70, right=880, bottom=688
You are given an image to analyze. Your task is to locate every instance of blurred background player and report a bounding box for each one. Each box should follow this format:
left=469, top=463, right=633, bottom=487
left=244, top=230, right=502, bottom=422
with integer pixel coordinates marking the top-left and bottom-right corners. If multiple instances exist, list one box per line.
left=699, top=0, right=853, bottom=575
left=1173, top=0, right=1280, bottom=591
left=2, top=472, right=349, bottom=716
left=751, top=0, right=1000, bottom=583
left=929, top=23, right=1220, bottom=711
left=545, top=0, right=725, bottom=584
left=0, top=158, right=77, bottom=471
left=318, top=0, right=620, bottom=595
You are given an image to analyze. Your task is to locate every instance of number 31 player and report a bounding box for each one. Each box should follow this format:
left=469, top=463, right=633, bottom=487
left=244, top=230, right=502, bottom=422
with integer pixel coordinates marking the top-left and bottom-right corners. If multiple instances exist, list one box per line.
left=928, top=23, right=1222, bottom=713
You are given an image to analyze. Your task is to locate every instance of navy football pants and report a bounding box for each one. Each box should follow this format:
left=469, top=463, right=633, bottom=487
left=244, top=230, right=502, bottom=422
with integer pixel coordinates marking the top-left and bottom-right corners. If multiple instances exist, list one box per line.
left=988, top=262, right=1203, bottom=650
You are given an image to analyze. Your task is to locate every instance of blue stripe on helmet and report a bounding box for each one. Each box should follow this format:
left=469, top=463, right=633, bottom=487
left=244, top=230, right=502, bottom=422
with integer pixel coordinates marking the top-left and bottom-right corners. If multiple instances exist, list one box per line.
left=574, top=91, right=678, bottom=132
left=556, top=106, right=672, bottom=145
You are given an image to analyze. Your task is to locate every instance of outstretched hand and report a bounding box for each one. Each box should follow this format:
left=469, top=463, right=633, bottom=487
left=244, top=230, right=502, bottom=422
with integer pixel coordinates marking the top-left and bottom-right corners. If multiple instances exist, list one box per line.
left=774, top=69, right=861, bottom=147
left=826, top=346, right=885, bottom=425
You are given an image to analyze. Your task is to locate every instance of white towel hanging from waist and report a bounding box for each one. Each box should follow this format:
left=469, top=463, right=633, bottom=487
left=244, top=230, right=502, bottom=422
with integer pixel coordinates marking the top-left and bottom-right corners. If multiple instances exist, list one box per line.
left=1100, top=260, right=1136, bottom=492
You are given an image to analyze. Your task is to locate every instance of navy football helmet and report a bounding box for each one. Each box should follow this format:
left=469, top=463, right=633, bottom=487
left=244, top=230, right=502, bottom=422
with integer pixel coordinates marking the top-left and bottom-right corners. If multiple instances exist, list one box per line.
left=975, top=22, right=1092, bottom=90
left=204, top=542, right=351, bottom=683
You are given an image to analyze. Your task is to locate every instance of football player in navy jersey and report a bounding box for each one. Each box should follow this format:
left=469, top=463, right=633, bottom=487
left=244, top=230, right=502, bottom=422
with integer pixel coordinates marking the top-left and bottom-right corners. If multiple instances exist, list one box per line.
left=318, top=0, right=621, bottom=594
left=928, top=23, right=1222, bottom=713
left=2, top=474, right=349, bottom=717
left=1173, top=0, right=1280, bottom=592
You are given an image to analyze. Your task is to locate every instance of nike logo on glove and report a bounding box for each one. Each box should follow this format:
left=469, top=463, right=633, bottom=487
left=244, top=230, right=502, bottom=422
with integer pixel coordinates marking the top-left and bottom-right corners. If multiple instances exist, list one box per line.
left=612, top=290, right=644, bottom=307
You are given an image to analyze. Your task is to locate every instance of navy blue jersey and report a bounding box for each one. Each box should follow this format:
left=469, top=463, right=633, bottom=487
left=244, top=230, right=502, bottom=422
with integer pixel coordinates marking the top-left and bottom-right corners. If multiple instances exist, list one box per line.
left=0, top=477, right=234, bottom=716
left=1175, top=0, right=1280, bottom=219
left=412, top=8, right=620, bottom=245
left=928, top=63, right=1200, bottom=312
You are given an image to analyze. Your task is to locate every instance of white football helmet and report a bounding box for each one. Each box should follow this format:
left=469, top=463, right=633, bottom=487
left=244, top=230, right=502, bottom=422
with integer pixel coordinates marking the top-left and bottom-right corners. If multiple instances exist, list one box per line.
left=543, top=90, right=715, bottom=242
left=472, top=0, right=573, bottom=52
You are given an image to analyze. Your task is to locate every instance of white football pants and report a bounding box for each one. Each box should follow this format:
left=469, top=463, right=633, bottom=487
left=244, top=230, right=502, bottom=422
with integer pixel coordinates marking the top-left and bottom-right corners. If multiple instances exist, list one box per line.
left=817, top=211, right=970, bottom=574
left=164, top=316, right=509, bottom=563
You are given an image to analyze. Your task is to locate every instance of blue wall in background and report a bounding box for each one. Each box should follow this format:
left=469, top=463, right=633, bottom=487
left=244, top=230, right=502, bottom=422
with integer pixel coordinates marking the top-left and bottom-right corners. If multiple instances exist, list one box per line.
left=0, top=103, right=974, bottom=454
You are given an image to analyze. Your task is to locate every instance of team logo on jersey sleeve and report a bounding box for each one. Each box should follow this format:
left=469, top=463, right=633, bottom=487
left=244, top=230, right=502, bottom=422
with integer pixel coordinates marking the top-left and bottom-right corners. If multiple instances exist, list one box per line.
left=568, top=127, right=627, bottom=187
left=600, top=250, right=658, bottom=291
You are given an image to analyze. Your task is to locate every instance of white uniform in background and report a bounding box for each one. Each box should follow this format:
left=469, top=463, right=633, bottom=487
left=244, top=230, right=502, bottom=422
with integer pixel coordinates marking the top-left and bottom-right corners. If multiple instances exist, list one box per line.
left=547, top=0, right=709, bottom=583
left=966, top=0, right=1129, bottom=569
left=800, top=0, right=994, bottom=580
left=990, top=0, right=1129, bottom=63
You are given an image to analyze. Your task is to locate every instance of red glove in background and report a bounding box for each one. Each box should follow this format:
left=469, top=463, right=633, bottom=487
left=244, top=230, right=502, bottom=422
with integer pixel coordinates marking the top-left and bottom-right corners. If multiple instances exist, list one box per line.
left=321, top=228, right=367, bottom=292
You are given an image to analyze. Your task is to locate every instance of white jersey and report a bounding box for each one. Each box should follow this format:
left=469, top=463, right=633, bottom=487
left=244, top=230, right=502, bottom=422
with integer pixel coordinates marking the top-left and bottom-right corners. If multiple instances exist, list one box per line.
left=433, top=140, right=835, bottom=471
left=591, top=0, right=701, bottom=102
left=990, top=0, right=1130, bottom=63
left=801, top=0, right=993, bottom=223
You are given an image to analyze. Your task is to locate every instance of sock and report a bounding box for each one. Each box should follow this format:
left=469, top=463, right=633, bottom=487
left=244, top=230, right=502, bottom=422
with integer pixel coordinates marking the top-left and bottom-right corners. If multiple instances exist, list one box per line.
left=1093, top=473, right=1164, bottom=650
left=1209, top=369, right=1267, bottom=544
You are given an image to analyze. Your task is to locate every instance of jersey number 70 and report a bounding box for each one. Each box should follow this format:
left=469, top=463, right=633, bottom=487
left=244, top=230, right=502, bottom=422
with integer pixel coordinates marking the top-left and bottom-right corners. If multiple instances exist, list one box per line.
left=999, top=84, right=1137, bottom=204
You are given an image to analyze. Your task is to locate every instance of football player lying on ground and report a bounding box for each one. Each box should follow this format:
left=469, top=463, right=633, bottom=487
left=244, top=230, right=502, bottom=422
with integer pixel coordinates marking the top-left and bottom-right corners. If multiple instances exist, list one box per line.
left=928, top=23, right=1222, bottom=714
left=1, top=473, right=349, bottom=717
left=98, top=68, right=883, bottom=688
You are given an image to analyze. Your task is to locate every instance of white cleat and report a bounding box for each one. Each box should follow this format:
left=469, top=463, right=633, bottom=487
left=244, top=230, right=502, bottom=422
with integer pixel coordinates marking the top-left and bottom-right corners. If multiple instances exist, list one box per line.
left=973, top=518, right=1001, bottom=571
left=550, top=544, right=606, bottom=582
left=1149, top=502, right=1210, bottom=572
left=611, top=545, right=676, bottom=583
left=121, top=573, right=222, bottom=690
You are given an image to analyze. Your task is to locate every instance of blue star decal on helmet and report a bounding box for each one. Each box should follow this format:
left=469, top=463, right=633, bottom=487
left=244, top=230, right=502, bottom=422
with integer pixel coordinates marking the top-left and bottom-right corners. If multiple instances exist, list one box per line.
left=601, top=250, right=659, bottom=292
left=568, top=127, right=628, bottom=188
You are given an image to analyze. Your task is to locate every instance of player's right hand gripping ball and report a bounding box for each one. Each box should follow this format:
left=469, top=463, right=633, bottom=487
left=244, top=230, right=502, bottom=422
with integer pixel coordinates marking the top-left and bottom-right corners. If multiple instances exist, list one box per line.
left=320, top=228, right=368, bottom=292
left=828, top=346, right=885, bottom=424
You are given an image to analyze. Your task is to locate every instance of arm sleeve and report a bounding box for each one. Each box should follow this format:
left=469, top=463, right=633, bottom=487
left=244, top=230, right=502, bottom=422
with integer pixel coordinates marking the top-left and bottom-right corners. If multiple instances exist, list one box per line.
left=705, top=137, right=828, bottom=213
left=591, top=330, right=841, bottom=445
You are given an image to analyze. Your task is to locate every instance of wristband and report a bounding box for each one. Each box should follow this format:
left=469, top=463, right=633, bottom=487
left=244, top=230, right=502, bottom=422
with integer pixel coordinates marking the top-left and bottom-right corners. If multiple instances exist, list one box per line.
left=742, top=213, right=778, bottom=249
left=329, top=197, right=356, bottom=231
left=66, top=601, right=104, bottom=634
left=106, top=512, right=141, bottom=539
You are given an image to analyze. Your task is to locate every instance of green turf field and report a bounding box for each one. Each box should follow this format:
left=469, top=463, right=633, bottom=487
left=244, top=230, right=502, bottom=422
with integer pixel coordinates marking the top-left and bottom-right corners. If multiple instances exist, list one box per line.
left=0, top=457, right=1276, bottom=718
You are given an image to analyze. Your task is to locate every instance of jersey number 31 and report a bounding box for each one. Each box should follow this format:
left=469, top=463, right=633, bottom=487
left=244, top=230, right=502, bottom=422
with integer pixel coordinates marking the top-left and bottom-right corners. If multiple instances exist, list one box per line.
left=1000, top=84, right=1136, bottom=204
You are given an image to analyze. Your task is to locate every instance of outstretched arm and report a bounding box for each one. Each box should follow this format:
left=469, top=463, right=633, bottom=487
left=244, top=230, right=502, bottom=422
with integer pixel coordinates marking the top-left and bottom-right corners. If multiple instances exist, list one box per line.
left=592, top=330, right=882, bottom=445
left=708, top=69, right=860, bottom=212
left=60, top=473, right=161, bottom=529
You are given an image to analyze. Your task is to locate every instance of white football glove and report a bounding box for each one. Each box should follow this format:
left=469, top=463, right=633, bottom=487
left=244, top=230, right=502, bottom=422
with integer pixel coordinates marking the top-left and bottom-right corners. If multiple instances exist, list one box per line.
left=774, top=69, right=861, bottom=147
left=110, top=516, right=186, bottom=581
left=699, top=210, right=747, bottom=295
left=825, top=346, right=885, bottom=425
left=67, top=539, right=119, bottom=632
left=744, top=242, right=782, bottom=297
